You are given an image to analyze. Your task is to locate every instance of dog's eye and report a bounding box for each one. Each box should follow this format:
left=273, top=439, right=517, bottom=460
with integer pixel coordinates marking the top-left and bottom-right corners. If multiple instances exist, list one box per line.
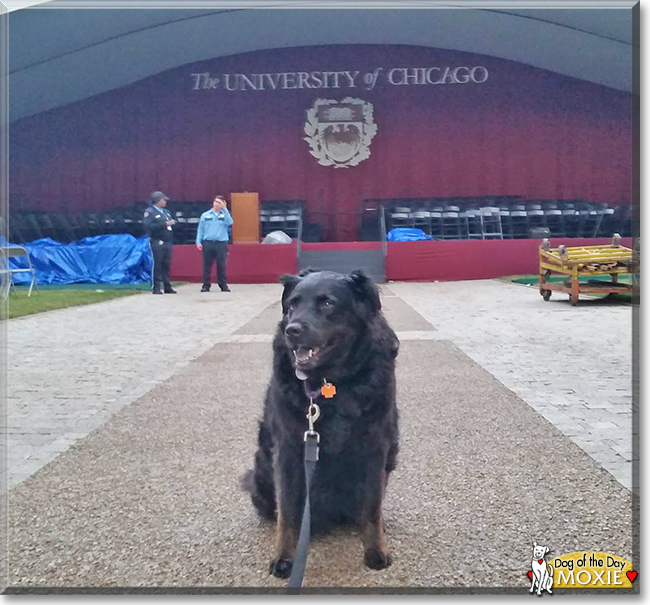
left=321, top=299, right=332, bottom=308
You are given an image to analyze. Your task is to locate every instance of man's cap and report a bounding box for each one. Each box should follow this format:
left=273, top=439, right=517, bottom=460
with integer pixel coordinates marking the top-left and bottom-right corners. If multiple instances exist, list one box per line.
left=150, top=191, right=170, bottom=203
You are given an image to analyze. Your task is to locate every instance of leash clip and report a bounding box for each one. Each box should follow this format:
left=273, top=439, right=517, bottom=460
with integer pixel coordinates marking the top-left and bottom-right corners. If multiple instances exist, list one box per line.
left=304, top=399, right=321, bottom=443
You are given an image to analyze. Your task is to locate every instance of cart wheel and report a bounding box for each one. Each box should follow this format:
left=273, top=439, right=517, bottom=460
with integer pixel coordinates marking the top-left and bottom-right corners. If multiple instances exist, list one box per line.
left=570, top=295, right=578, bottom=306
left=541, top=289, right=551, bottom=301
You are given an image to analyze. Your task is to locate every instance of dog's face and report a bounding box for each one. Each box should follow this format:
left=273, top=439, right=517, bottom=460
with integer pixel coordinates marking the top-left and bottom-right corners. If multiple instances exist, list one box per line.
left=280, top=270, right=381, bottom=375
left=532, top=542, right=549, bottom=560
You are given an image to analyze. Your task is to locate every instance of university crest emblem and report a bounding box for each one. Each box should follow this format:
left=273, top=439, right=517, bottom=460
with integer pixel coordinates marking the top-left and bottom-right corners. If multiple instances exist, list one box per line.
left=303, top=97, right=377, bottom=168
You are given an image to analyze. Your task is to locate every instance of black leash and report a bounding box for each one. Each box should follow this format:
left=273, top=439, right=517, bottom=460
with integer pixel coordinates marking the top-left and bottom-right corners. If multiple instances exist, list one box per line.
left=287, top=385, right=322, bottom=594
left=286, top=432, right=319, bottom=593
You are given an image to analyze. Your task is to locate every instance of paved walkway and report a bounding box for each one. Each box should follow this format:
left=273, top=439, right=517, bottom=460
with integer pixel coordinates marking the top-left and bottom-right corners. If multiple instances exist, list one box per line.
left=6, top=280, right=635, bottom=589
left=7, top=285, right=280, bottom=488
left=389, top=280, right=634, bottom=491
left=7, top=280, right=635, bottom=491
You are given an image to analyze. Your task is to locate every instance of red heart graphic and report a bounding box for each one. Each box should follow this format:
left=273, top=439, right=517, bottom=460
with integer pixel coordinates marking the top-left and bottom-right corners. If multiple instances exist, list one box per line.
left=528, top=571, right=533, bottom=580
left=538, top=559, right=543, bottom=564
left=627, top=571, right=637, bottom=583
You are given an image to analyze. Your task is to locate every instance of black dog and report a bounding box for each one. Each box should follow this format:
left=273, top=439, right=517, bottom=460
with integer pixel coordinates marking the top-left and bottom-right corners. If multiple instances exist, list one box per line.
left=243, top=269, right=399, bottom=579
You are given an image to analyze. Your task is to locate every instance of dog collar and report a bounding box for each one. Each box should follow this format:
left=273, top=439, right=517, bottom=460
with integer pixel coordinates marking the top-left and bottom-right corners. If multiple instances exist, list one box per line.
left=301, top=378, right=337, bottom=400
left=303, top=380, right=321, bottom=400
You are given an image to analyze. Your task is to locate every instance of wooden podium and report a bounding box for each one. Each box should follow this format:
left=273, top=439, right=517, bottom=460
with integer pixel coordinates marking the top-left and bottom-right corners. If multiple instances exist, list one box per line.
left=230, top=192, right=260, bottom=243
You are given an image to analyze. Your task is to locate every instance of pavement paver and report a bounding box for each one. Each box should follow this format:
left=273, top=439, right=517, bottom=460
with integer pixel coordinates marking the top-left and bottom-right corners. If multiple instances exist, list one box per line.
left=7, top=284, right=281, bottom=488
left=389, top=280, right=634, bottom=491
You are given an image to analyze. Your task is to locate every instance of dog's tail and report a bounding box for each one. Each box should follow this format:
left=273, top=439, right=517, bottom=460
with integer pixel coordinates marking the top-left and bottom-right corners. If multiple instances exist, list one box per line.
left=240, top=420, right=276, bottom=521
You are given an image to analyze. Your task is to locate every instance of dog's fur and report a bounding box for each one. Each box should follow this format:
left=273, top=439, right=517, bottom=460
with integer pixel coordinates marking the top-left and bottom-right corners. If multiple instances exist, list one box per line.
left=242, top=269, right=399, bottom=579
left=530, top=542, right=554, bottom=595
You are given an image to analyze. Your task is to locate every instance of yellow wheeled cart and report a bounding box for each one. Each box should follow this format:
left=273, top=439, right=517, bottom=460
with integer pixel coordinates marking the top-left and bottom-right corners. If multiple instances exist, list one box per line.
left=539, top=234, right=637, bottom=305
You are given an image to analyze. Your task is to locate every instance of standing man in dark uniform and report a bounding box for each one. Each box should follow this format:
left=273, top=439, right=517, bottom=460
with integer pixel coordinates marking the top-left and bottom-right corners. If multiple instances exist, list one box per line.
left=196, top=195, right=233, bottom=292
left=144, top=191, right=177, bottom=295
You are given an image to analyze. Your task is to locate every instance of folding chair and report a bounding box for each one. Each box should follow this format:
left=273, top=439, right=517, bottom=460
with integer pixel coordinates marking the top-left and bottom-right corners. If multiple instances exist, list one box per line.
left=82, top=213, right=104, bottom=238
left=20, top=213, right=43, bottom=242
left=543, top=201, right=565, bottom=237
left=123, top=208, right=145, bottom=238
left=597, top=205, right=616, bottom=237
left=0, top=246, right=38, bottom=298
left=67, top=213, right=87, bottom=240
left=50, top=213, right=77, bottom=242
left=109, top=210, right=130, bottom=237
left=411, top=205, right=432, bottom=236
left=34, top=212, right=57, bottom=240
left=614, top=205, right=632, bottom=237
left=442, top=205, right=464, bottom=240
left=510, top=204, right=529, bottom=238
left=5, top=214, right=25, bottom=244
left=268, top=209, right=288, bottom=234
left=465, top=205, right=484, bottom=239
left=99, top=212, right=119, bottom=236
left=579, top=203, right=603, bottom=238
left=389, top=205, right=412, bottom=230
left=573, top=202, right=593, bottom=237
left=561, top=201, right=579, bottom=237
left=284, top=208, right=302, bottom=239
left=480, top=206, right=504, bottom=239
left=526, top=203, right=546, bottom=235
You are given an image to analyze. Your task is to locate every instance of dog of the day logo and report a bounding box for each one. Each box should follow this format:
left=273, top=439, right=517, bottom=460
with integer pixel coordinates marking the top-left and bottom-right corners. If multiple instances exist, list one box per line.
left=528, top=544, right=637, bottom=593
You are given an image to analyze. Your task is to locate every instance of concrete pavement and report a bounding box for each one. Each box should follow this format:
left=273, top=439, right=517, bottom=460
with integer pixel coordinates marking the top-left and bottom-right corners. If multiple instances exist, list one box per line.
left=6, top=279, right=636, bottom=589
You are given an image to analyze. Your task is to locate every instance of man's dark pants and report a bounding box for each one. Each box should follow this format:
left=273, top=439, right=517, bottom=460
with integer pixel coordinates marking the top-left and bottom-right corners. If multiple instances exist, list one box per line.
left=151, top=239, right=173, bottom=292
left=202, top=240, right=229, bottom=290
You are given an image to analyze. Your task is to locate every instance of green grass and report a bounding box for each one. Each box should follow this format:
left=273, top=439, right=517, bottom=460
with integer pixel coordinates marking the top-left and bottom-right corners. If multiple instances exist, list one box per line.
left=499, top=274, right=637, bottom=303
left=1, top=282, right=186, bottom=320
left=2, top=287, right=144, bottom=320
left=501, top=273, right=634, bottom=286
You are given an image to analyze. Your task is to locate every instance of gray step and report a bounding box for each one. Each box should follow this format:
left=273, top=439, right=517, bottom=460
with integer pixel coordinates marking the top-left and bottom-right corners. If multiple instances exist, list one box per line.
left=298, top=250, right=385, bottom=283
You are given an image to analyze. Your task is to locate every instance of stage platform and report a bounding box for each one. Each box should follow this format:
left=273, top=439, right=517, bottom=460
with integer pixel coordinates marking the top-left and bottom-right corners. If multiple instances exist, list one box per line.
left=171, top=237, right=634, bottom=284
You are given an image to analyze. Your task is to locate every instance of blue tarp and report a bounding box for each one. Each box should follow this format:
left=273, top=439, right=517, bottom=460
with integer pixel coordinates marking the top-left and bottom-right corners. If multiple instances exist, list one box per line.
left=386, top=228, right=435, bottom=242
left=4, top=234, right=152, bottom=285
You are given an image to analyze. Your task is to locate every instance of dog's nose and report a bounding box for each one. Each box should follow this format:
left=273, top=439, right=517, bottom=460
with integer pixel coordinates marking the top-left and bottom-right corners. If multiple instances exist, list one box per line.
left=285, top=323, right=302, bottom=338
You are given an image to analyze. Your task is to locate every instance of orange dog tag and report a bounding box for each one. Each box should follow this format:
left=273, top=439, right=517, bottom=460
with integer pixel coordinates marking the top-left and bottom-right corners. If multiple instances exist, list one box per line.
left=321, top=382, right=337, bottom=399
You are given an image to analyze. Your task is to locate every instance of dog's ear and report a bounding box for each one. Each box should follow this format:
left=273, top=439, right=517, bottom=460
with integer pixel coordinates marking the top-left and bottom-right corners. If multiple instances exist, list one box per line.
left=347, top=270, right=381, bottom=316
left=544, top=547, right=549, bottom=555
left=533, top=542, right=538, bottom=548
left=280, top=274, right=300, bottom=313
left=298, top=268, right=319, bottom=277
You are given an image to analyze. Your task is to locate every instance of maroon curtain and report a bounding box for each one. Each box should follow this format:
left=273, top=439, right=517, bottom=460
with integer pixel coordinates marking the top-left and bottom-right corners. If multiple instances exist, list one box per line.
left=10, top=44, right=632, bottom=241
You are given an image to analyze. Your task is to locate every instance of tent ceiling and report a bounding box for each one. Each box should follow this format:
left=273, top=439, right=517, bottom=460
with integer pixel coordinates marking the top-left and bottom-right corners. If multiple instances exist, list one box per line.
left=8, top=2, right=635, bottom=122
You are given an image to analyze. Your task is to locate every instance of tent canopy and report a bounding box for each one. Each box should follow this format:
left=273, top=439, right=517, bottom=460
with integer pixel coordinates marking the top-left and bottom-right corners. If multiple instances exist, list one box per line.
left=8, top=1, right=635, bottom=123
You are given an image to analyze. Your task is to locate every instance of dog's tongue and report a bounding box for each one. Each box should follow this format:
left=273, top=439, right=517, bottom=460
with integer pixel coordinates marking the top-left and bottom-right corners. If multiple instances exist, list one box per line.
left=295, top=368, right=308, bottom=380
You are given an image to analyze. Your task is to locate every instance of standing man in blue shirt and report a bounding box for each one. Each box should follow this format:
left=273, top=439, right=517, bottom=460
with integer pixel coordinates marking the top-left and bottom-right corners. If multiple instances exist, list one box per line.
left=196, top=195, right=234, bottom=292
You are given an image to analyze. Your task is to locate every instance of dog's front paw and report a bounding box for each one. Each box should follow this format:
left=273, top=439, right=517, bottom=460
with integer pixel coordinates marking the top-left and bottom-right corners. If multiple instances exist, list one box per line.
left=364, top=548, right=392, bottom=570
left=269, top=558, right=293, bottom=579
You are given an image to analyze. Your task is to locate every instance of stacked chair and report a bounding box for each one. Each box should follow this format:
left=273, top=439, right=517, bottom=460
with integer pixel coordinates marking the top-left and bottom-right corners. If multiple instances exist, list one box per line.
left=260, top=200, right=305, bottom=240
left=377, top=196, right=631, bottom=241
left=171, top=201, right=205, bottom=244
left=5, top=197, right=633, bottom=245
